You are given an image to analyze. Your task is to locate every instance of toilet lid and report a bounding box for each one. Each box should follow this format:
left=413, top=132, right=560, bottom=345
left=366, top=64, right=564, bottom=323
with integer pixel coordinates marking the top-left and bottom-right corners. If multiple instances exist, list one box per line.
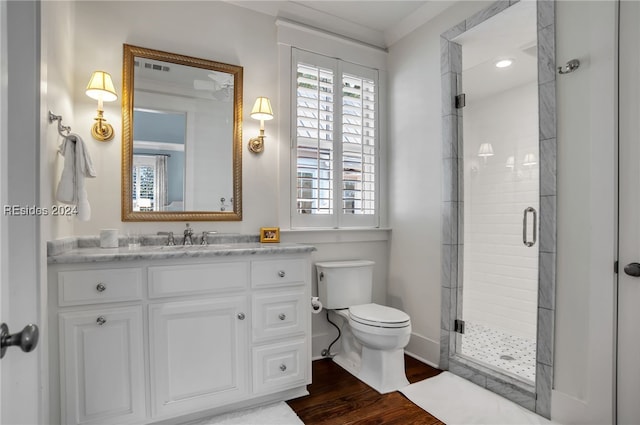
left=349, top=303, right=410, bottom=328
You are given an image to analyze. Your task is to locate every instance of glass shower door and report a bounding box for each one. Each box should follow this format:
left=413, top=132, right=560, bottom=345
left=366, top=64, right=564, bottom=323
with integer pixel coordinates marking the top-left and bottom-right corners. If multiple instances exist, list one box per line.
left=453, top=0, right=539, bottom=384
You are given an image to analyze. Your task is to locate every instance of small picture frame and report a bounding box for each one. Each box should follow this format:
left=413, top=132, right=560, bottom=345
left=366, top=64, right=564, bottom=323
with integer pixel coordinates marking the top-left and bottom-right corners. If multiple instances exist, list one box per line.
left=260, top=227, right=280, bottom=243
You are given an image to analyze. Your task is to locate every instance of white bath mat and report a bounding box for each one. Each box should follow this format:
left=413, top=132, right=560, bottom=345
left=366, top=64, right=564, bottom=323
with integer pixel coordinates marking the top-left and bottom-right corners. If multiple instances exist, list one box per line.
left=401, top=372, right=554, bottom=425
left=185, top=401, right=304, bottom=425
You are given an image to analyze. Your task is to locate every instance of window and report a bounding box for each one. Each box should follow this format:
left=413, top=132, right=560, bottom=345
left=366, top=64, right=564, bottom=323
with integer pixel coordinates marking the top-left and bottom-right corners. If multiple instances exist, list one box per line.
left=291, top=49, right=379, bottom=228
left=132, top=154, right=168, bottom=211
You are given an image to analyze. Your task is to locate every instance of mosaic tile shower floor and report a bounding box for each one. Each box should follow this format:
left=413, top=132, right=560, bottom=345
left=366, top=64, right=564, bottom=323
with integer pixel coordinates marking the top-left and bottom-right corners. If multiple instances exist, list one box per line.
left=460, top=322, right=536, bottom=383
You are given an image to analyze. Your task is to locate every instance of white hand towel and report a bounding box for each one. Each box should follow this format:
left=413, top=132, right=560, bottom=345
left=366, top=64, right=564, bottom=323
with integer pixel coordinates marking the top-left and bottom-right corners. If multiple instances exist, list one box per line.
left=56, top=133, right=96, bottom=221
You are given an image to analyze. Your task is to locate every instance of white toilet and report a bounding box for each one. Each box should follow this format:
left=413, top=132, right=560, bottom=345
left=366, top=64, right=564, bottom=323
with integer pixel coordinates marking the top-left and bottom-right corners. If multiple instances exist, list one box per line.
left=316, top=260, right=412, bottom=394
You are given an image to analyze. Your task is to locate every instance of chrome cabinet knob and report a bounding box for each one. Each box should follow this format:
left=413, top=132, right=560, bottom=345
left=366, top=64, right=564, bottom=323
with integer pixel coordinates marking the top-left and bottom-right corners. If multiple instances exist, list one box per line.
left=279, top=364, right=287, bottom=372
left=278, top=313, right=286, bottom=321
left=0, top=323, right=39, bottom=359
left=237, top=313, right=246, bottom=320
left=96, top=316, right=107, bottom=326
left=278, top=271, right=286, bottom=278
left=96, top=283, right=106, bottom=292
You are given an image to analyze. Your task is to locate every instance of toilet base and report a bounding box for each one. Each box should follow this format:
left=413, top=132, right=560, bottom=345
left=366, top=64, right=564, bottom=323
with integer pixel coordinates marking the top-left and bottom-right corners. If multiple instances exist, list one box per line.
left=333, top=346, right=409, bottom=394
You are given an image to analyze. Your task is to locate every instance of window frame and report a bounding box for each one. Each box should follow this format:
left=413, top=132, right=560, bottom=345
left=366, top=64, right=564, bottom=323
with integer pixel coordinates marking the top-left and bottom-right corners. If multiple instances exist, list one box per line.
left=290, top=48, right=380, bottom=229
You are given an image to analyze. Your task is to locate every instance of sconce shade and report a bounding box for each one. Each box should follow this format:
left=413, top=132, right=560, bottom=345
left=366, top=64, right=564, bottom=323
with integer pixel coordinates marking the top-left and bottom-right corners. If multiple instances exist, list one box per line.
left=478, top=143, right=494, bottom=157
left=250, top=97, right=273, bottom=121
left=86, top=71, right=117, bottom=102
left=505, top=156, right=515, bottom=169
left=523, top=153, right=537, bottom=166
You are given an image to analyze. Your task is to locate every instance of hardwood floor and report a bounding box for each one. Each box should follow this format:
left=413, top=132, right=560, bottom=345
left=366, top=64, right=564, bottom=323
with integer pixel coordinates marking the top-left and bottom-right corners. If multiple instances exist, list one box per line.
left=287, top=355, right=445, bottom=425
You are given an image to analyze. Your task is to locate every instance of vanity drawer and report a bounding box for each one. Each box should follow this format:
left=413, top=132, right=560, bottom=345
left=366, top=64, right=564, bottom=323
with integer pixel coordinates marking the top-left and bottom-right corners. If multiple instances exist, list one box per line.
left=58, top=268, right=142, bottom=307
left=252, top=339, right=307, bottom=394
left=252, top=288, right=307, bottom=342
left=148, top=262, right=249, bottom=298
left=251, top=258, right=307, bottom=288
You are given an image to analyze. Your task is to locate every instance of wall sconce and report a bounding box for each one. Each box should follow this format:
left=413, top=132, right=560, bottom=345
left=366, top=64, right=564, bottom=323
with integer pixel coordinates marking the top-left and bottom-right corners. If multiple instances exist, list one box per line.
left=248, top=97, right=273, bottom=154
left=85, top=71, right=117, bottom=142
left=478, top=143, right=494, bottom=163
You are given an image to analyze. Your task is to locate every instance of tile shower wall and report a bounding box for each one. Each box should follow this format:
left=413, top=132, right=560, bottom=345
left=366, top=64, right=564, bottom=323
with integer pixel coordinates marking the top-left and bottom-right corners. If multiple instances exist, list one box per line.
left=463, top=82, right=539, bottom=341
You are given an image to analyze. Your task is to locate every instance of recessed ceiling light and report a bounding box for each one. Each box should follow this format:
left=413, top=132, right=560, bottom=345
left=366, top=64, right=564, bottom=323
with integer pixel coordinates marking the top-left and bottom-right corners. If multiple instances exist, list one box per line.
left=495, top=59, right=514, bottom=68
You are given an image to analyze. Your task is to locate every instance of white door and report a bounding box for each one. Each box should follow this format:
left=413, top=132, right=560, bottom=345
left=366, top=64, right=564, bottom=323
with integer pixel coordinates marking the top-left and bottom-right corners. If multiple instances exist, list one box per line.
left=1, top=2, right=42, bottom=424
left=618, top=1, right=640, bottom=422
left=0, top=0, right=6, bottom=418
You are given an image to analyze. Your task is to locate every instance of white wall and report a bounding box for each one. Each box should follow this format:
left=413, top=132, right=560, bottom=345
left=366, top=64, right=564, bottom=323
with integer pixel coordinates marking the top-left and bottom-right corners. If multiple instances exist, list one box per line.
left=463, top=82, right=539, bottom=340
left=41, top=1, right=74, bottom=241
left=387, top=0, right=492, bottom=366
left=551, top=1, right=616, bottom=423
left=40, top=3, right=77, bottom=422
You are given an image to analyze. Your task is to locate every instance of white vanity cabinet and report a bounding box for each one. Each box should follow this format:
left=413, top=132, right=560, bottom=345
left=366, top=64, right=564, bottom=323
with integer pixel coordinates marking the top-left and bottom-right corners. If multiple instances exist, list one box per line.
left=48, top=250, right=313, bottom=425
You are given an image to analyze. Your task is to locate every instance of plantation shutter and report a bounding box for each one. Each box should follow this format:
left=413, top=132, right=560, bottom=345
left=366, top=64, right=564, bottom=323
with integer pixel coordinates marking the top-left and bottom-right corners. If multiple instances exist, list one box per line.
left=341, top=66, right=377, bottom=223
left=291, top=49, right=379, bottom=228
left=132, top=155, right=157, bottom=211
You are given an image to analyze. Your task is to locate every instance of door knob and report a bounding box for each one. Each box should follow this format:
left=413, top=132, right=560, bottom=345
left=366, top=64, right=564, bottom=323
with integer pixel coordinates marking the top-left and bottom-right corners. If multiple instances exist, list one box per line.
left=0, top=323, right=39, bottom=359
left=624, top=262, right=640, bottom=277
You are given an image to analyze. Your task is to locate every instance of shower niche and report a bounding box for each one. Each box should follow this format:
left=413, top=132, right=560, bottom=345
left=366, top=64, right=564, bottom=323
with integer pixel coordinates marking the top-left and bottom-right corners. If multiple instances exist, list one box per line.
left=440, top=0, right=556, bottom=418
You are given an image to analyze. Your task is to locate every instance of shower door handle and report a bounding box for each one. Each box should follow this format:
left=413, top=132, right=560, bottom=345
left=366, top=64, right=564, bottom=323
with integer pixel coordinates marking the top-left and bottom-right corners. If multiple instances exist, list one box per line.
left=523, top=207, right=537, bottom=247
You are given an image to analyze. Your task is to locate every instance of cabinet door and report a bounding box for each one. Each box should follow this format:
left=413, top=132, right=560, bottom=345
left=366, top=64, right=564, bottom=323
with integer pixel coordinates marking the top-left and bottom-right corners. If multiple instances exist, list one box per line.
left=149, top=296, right=248, bottom=418
left=59, top=307, right=145, bottom=425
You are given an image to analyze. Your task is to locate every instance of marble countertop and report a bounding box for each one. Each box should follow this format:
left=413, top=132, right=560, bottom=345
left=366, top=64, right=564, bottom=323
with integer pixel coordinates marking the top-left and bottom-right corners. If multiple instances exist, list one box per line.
left=47, top=235, right=316, bottom=264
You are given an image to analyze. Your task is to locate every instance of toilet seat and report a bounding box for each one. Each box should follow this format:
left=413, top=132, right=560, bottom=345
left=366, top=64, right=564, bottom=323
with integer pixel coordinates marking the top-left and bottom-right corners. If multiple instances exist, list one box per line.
left=349, top=303, right=410, bottom=328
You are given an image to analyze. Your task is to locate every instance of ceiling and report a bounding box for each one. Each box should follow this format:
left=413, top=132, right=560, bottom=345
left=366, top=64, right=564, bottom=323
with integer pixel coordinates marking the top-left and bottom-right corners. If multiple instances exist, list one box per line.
left=285, top=1, right=428, bottom=31
left=225, top=0, right=457, bottom=48
left=454, top=0, right=537, bottom=100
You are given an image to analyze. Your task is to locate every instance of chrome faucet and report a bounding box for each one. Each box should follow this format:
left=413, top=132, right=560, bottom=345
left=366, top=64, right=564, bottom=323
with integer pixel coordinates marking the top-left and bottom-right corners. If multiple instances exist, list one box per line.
left=200, top=231, right=218, bottom=246
left=183, top=223, right=194, bottom=245
left=157, top=231, right=175, bottom=246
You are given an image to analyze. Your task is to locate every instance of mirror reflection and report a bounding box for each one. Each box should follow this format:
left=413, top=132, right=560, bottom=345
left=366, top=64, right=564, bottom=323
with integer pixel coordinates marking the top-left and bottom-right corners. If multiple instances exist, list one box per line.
left=132, top=109, right=186, bottom=212
left=122, top=44, right=243, bottom=221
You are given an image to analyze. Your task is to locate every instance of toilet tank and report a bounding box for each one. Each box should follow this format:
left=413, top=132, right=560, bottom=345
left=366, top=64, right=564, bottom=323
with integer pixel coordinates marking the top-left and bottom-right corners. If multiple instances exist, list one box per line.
left=316, top=260, right=375, bottom=309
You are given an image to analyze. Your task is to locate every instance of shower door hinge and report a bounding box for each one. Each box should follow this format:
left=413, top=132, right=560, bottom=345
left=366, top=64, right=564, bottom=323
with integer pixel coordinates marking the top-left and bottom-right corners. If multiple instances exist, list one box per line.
left=455, top=94, right=466, bottom=109
left=614, top=260, right=619, bottom=274
left=454, top=319, right=465, bottom=334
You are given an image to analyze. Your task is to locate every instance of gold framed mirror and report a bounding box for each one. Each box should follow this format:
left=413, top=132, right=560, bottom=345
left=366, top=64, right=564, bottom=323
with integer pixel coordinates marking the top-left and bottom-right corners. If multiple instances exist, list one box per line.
left=122, top=44, right=243, bottom=221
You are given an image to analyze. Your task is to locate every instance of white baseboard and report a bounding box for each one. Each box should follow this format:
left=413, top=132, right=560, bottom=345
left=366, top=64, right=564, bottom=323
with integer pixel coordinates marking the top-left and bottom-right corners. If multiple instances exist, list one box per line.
left=405, top=332, right=440, bottom=368
left=405, top=350, right=440, bottom=369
